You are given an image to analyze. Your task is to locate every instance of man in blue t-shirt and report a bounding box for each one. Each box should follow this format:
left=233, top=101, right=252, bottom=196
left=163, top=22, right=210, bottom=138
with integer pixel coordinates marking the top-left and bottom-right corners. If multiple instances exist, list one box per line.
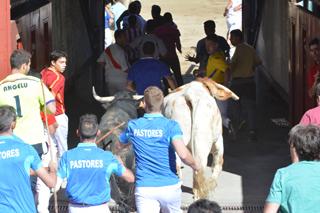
left=117, top=86, right=200, bottom=213
left=127, top=41, right=177, bottom=95
left=57, top=114, right=134, bottom=213
left=0, top=105, right=57, bottom=213
left=264, top=124, right=320, bottom=213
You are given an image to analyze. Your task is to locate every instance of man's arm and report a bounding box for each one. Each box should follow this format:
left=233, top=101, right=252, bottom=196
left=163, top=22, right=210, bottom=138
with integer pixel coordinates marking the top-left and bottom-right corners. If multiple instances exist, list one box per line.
left=223, top=0, right=233, bottom=16
left=116, top=10, right=128, bottom=29
left=126, top=80, right=136, bottom=92
left=172, top=138, right=200, bottom=171
left=263, top=202, right=280, bottom=213
left=116, top=156, right=135, bottom=183
left=46, top=101, right=56, bottom=115
left=164, top=76, right=177, bottom=91
left=185, top=40, right=201, bottom=63
left=114, top=140, right=130, bottom=154
left=120, top=168, right=135, bottom=183
left=35, top=161, right=57, bottom=188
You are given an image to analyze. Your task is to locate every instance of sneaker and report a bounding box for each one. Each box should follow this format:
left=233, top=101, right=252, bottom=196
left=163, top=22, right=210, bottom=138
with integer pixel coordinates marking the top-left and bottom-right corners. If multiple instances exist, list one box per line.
left=248, top=130, right=257, bottom=142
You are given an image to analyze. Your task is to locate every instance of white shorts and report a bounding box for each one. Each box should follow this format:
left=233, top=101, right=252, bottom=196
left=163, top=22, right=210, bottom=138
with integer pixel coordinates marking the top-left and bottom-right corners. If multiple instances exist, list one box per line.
left=226, top=13, right=242, bottom=32
left=135, top=182, right=182, bottom=213
left=68, top=203, right=110, bottom=213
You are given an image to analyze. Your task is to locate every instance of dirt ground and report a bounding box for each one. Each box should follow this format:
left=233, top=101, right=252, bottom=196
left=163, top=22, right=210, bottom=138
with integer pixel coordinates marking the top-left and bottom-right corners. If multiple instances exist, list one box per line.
left=139, top=0, right=229, bottom=74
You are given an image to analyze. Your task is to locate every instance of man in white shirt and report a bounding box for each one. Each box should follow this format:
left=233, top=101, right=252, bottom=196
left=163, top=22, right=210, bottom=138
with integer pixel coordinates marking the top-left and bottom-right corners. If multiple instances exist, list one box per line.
left=97, top=29, right=130, bottom=95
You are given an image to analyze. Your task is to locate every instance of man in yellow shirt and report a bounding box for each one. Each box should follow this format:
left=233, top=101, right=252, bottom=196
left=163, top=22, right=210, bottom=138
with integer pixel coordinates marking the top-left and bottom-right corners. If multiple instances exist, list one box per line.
left=228, top=29, right=262, bottom=142
left=205, top=35, right=229, bottom=84
left=204, top=35, right=234, bottom=137
left=0, top=49, right=56, bottom=192
left=0, top=50, right=56, bottom=148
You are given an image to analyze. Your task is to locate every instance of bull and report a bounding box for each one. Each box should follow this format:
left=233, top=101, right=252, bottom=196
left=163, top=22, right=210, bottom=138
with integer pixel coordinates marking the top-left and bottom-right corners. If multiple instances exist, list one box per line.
left=92, top=87, right=142, bottom=211
left=163, top=78, right=239, bottom=199
left=92, top=77, right=238, bottom=202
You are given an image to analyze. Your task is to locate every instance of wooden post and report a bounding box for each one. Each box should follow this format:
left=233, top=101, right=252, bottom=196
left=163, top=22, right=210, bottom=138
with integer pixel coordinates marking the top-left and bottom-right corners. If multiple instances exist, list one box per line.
left=0, top=0, right=12, bottom=80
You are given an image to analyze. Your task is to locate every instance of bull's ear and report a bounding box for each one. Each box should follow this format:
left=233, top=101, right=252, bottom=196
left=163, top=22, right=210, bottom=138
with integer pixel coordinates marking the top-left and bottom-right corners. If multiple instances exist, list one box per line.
left=92, top=86, right=115, bottom=102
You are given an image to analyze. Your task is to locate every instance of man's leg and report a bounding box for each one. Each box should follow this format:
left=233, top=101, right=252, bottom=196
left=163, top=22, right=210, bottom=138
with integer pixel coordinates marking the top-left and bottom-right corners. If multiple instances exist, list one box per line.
left=158, top=183, right=182, bottom=213
left=170, top=56, right=183, bottom=87
left=135, top=187, right=161, bottom=213
left=37, top=132, right=58, bottom=213
left=31, top=143, right=44, bottom=194
left=55, top=114, right=68, bottom=158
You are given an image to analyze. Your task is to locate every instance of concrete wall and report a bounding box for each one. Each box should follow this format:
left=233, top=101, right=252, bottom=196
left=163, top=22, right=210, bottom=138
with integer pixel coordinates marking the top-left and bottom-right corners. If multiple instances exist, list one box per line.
left=256, top=0, right=289, bottom=99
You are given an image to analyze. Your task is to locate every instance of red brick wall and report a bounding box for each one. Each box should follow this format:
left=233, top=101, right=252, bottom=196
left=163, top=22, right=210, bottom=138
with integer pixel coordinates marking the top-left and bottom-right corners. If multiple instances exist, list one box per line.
left=0, top=0, right=12, bottom=80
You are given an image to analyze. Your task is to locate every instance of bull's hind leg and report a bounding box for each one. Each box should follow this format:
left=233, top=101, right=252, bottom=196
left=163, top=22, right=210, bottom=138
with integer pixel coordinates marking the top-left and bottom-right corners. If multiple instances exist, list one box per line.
left=210, top=134, right=224, bottom=186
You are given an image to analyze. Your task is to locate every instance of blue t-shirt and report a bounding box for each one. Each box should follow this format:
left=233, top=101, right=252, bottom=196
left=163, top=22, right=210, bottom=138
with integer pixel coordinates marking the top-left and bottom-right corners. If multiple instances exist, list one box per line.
left=58, top=143, right=125, bottom=205
left=105, top=11, right=111, bottom=29
left=0, top=135, right=42, bottom=213
left=266, top=161, right=320, bottom=213
left=128, top=58, right=171, bottom=95
left=119, top=113, right=183, bottom=187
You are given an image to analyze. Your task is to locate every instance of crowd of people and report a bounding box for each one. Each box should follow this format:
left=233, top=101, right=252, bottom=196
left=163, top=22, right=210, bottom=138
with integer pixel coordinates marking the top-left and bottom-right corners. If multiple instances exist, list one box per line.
left=1, top=0, right=320, bottom=212
left=101, top=0, right=262, bottom=142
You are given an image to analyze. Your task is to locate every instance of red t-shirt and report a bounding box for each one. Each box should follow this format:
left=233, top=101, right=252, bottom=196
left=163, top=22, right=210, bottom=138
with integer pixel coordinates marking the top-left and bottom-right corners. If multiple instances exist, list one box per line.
left=154, top=23, right=181, bottom=58
left=307, top=64, right=320, bottom=93
left=41, top=67, right=66, bottom=115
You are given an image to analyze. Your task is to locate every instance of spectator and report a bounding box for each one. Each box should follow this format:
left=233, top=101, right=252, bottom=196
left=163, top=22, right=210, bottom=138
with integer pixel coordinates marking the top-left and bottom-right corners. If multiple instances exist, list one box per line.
left=188, top=199, right=222, bottom=213
left=306, top=38, right=320, bottom=109
left=97, top=29, right=130, bottom=95
left=110, top=0, right=126, bottom=31
left=0, top=49, right=56, bottom=195
left=124, top=15, right=144, bottom=64
left=117, top=1, right=146, bottom=32
left=0, top=50, right=56, bottom=150
left=0, top=105, right=57, bottom=213
left=223, top=0, right=242, bottom=39
left=228, top=29, right=261, bottom=142
left=127, top=41, right=176, bottom=95
left=41, top=50, right=68, bottom=158
left=163, top=12, right=178, bottom=29
left=151, top=5, right=165, bottom=28
left=204, top=35, right=234, bottom=137
left=57, top=114, right=134, bottom=213
left=104, top=2, right=114, bottom=48
left=186, top=20, right=230, bottom=71
left=264, top=124, right=320, bottom=213
left=154, top=12, right=184, bottom=86
left=117, top=86, right=200, bottom=213
left=39, top=50, right=68, bottom=213
left=125, top=15, right=143, bottom=44
left=300, top=83, right=320, bottom=125
left=130, top=20, right=167, bottom=59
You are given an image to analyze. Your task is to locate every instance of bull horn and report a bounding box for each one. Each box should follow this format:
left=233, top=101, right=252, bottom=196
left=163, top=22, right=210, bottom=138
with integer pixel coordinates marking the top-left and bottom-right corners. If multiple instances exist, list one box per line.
left=133, top=95, right=143, bottom=100
left=92, top=86, right=115, bottom=102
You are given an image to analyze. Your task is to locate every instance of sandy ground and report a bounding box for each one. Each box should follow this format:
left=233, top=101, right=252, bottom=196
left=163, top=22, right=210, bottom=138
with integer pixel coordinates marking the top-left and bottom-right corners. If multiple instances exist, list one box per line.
left=139, top=0, right=229, bottom=74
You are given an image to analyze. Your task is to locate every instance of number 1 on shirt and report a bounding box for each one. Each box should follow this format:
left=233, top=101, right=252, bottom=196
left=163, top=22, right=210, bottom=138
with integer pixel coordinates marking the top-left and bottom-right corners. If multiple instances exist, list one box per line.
left=14, top=95, right=23, bottom=117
